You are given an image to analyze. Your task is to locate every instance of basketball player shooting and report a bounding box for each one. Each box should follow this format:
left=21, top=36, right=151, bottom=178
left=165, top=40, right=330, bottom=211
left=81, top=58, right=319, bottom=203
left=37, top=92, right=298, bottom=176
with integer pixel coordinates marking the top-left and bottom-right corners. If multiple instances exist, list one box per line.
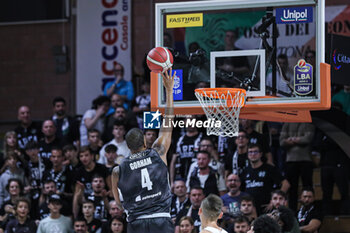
left=112, top=68, right=176, bottom=233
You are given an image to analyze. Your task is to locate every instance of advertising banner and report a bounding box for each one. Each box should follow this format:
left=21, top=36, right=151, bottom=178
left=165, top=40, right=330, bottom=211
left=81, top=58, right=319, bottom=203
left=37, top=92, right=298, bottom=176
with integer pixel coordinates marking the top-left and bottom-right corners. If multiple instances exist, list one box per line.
left=76, top=0, right=131, bottom=114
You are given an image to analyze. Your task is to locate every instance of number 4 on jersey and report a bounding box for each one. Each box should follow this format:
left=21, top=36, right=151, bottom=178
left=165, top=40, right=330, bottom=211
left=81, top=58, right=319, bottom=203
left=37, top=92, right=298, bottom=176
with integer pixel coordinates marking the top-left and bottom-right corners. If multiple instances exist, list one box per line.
left=141, top=168, right=153, bottom=191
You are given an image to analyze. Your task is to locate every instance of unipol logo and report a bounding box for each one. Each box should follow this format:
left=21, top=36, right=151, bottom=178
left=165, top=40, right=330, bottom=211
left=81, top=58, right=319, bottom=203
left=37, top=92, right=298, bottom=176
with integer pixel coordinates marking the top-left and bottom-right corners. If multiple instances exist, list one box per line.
left=276, top=7, right=313, bottom=24
left=282, top=9, right=308, bottom=22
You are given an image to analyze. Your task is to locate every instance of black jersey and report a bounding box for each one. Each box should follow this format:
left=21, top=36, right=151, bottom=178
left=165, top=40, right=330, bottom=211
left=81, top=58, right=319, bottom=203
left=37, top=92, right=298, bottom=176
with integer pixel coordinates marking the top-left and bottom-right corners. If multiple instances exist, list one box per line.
left=174, top=133, right=202, bottom=179
left=14, top=121, right=42, bottom=149
left=241, top=163, right=284, bottom=214
left=118, top=148, right=172, bottom=222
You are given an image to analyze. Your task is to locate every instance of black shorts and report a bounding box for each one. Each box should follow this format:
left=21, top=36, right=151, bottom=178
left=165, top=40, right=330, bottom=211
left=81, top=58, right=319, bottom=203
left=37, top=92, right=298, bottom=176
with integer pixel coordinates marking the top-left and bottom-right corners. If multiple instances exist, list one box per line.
left=128, top=217, right=174, bottom=233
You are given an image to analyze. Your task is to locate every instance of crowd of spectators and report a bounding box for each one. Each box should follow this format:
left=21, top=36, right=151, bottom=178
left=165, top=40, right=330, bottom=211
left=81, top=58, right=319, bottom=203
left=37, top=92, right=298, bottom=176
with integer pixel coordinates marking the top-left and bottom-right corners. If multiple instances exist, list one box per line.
left=0, top=58, right=349, bottom=233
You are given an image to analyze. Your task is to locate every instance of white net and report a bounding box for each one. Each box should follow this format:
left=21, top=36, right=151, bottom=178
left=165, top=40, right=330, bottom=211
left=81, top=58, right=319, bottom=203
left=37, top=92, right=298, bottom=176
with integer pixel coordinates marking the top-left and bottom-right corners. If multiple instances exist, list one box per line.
left=195, top=88, right=246, bottom=137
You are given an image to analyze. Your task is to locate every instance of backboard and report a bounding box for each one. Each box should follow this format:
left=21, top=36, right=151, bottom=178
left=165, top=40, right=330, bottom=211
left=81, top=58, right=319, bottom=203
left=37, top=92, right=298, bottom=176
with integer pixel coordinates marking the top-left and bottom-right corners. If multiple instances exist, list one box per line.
left=151, top=0, right=330, bottom=122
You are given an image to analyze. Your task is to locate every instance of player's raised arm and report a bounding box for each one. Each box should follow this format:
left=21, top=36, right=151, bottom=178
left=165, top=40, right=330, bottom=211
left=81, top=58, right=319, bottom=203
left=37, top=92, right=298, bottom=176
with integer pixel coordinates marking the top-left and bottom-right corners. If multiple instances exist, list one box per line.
left=152, top=68, right=175, bottom=165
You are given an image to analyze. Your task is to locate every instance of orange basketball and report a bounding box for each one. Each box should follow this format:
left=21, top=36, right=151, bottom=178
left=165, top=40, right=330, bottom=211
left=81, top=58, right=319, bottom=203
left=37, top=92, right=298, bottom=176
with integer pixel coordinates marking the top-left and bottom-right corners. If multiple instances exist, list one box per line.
left=146, top=47, right=173, bottom=73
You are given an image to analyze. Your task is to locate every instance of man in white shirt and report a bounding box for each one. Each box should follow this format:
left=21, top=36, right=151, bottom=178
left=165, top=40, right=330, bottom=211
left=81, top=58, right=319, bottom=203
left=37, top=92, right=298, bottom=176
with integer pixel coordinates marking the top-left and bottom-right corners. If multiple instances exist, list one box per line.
left=98, top=120, right=130, bottom=164
left=37, top=194, right=73, bottom=233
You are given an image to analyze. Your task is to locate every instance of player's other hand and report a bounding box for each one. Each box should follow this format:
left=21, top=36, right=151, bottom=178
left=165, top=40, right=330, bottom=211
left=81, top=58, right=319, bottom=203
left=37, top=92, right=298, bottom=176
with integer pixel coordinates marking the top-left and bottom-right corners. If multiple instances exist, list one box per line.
left=161, top=68, right=175, bottom=91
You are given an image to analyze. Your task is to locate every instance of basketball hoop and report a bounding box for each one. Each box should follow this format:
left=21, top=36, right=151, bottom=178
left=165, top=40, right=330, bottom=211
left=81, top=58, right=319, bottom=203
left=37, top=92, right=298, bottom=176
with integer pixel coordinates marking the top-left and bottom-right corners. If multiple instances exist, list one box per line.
left=195, top=88, right=247, bottom=137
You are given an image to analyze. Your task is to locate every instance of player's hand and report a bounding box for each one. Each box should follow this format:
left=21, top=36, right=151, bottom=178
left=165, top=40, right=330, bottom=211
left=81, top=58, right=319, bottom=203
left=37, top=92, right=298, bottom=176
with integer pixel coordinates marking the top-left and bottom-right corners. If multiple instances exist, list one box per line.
left=161, top=68, right=175, bottom=91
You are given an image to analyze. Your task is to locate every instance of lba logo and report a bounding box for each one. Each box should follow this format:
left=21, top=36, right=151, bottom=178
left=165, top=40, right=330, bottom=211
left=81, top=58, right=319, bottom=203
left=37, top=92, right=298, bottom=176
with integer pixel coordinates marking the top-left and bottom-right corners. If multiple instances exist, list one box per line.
left=143, top=110, right=161, bottom=129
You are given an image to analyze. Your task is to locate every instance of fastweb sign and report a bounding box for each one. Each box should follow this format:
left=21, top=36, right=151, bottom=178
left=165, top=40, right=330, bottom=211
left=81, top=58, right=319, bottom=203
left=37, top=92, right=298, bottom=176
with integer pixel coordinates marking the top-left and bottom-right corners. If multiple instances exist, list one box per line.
left=143, top=110, right=221, bottom=129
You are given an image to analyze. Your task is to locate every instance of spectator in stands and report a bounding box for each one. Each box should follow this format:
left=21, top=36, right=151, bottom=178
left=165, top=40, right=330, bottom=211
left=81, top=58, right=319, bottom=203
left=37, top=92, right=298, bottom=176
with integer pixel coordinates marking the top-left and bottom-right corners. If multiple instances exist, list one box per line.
left=87, top=129, right=103, bottom=161
left=266, top=190, right=300, bottom=233
left=0, top=179, right=24, bottom=225
left=179, top=216, right=196, bottom=233
left=247, top=215, right=281, bottom=233
left=240, top=195, right=257, bottom=225
left=221, top=174, right=247, bottom=216
left=0, top=154, right=27, bottom=207
left=109, top=216, right=127, bottom=233
left=43, top=147, right=73, bottom=197
left=225, top=130, right=250, bottom=177
left=98, top=120, right=130, bottom=165
left=80, top=95, right=110, bottom=146
left=175, top=186, right=205, bottom=233
left=81, top=200, right=102, bottom=233
left=73, top=217, right=88, bottom=233
left=280, top=122, right=315, bottom=211
left=199, top=137, right=219, bottom=162
left=107, top=93, right=125, bottom=116
left=171, top=179, right=191, bottom=223
left=241, top=144, right=289, bottom=215
left=14, top=105, right=42, bottom=150
left=73, top=174, right=109, bottom=220
left=37, top=194, right=73, bottom=233
left=38, top=179, right=57, bottom=220
left=2, top=131, right=22, bottom=161
left=51, top=96, right=80, bottom=146
left=240, top=119, right=273, bottom=165
left=38, top=120, right=62, bottom=159
left=103, top=145, right=121, bottom=174
left=38, top=180, right=71, bottom=220
left=103, top=105, right=138, bottom=142
left=144, top=129, right=158, bottom=149
left=133, top=81, right=151, bottom=128
left=187, top=137, right=224, bottom=184
left=85, top=173, right=109, bottom=220
left=231, top=214, right=250, bottom=233
left=74, top=146, right=110, bottom=196
left=170, top=124, right=203, bottom=184
left=187, top=151, right=226, bottom=196
left=108, top=200, right=124, bottom=219
left=1, top=131, right=26, bottom=178
left=101, top=200, right=125, bottom=232
left=63, top=144, right=81, bottom=174
left=25, top=140, right=49, bottom=218
left=297, top=188, right=323, bottom=233
left=4, top=197, right=37, bottom=233
left=104, top=106, right=127, bottom=142
left=104, top=63, right=134, bottom=110
left=198, top=194, right=227, bottom=233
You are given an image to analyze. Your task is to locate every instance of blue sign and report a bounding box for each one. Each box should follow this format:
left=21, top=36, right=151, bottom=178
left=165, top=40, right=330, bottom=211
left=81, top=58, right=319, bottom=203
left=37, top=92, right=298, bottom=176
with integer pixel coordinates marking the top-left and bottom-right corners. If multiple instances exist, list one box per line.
left=173, top=69, right=183, bottom=101
left=276, top=7, right=313, bottom=24
left=294, top=59, right=313, bottom=95
left=143, top=110, right=161, bottom=129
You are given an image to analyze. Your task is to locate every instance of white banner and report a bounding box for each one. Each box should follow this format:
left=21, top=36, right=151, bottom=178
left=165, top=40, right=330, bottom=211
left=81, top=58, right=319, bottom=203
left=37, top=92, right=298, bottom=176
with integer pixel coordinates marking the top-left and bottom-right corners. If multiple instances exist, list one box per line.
left=76, top=0, right=132, bottom=114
